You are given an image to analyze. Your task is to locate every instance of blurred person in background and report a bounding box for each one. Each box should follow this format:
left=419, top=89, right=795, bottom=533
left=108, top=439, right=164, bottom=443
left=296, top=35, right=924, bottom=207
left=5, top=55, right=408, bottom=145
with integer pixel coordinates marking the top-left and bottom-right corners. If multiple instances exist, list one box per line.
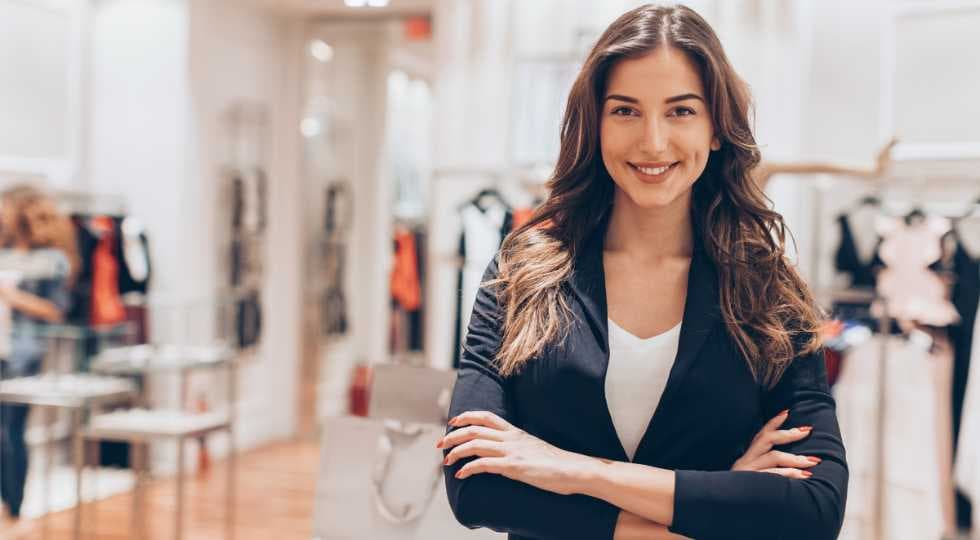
left=440, top=4, right=847, bottom=540
left=0, top=183, right=73, bottom=520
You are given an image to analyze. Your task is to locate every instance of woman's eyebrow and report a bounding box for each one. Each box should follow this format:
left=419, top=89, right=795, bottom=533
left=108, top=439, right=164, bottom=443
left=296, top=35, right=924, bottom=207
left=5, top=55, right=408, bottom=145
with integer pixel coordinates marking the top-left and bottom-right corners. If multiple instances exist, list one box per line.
left=665, top=92, right=705, bottom=104
left=604, top=93, right=705, bottom=104
left=604, top=94, right=639, bottom=104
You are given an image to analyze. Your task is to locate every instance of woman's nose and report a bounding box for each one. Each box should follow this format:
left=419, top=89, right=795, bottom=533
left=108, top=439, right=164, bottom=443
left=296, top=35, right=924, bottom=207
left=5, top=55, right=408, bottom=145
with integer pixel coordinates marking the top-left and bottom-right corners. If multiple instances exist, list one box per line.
left=640, top=118, right=669, bottom=154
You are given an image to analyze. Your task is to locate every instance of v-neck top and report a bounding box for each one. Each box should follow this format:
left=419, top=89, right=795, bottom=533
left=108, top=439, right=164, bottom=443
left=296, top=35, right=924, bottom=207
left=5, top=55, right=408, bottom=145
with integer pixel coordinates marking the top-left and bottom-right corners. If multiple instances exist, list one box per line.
left=604, top=318, right=682, bottom=460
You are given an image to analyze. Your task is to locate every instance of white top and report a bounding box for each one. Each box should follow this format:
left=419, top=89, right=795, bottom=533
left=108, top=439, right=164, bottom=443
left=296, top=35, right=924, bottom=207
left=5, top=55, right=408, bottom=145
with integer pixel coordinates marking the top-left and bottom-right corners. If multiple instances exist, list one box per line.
left=604, top=318, right=682, bottom=461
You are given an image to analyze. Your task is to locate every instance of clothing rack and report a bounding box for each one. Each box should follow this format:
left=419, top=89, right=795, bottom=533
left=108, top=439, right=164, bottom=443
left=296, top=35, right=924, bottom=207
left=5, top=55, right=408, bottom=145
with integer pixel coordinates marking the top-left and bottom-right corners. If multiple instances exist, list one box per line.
left=55, top=190, right=127, bottom=217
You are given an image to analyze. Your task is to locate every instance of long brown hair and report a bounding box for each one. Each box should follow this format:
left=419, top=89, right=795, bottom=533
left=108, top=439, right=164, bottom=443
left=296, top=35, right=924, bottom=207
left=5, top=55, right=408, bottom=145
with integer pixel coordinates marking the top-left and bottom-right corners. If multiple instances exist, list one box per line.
left=490, top=4, right=823, bottom=388
left=1, top=183, right=81, bottom=285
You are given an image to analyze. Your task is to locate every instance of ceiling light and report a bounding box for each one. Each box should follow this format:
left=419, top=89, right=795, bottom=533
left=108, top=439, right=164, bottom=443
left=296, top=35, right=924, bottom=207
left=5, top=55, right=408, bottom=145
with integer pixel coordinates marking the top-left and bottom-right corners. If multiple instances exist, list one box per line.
left=344, top=0, right=368, bottom=6
left=301, top=118, right=321, bottom=138
left=367, top=0, right=390, bottom=6
left=309, top=40, right=334, bottom=63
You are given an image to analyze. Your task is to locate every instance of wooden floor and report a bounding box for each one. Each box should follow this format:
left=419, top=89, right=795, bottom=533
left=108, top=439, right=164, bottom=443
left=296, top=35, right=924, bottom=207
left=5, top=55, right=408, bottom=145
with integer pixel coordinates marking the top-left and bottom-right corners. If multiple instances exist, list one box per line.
left=1, top=440, right=320, bottom=540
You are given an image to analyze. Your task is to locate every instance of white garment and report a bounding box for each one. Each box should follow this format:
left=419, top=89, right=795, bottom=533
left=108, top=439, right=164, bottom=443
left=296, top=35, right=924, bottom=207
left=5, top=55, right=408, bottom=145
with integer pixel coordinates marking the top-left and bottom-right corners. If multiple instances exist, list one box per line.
left=955, top=287, right=980, bottom=510
left=458, top=203, right=507, bottom=344
left=604, top=318, right=681, bottom=461
left=834, top=335, right=944, bottom=540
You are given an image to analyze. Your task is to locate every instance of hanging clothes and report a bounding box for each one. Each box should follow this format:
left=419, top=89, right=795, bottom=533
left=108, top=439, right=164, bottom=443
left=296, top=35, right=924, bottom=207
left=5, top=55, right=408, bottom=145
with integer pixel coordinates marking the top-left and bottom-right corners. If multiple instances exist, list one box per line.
left=390, top=227, right=422, bottom=311
left=873, top=214, right=959, bottom=327
left=956, top=270, right=980, bottom=527
left=115, top=217, right=151, bottom=295
left=949, top=227, right=980, bottom=531
left=452, top=198, right=512, bottom=368
left=834, top=335, right=946, bottom=540
left=89, top=216, right=126, bottom=326
left=512, top=207, right=535, bottom=231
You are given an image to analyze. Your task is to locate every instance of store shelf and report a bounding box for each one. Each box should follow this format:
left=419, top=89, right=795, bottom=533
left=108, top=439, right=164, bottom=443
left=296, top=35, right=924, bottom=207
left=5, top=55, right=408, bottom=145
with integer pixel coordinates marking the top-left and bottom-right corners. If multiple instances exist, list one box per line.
left=85, top=409, right=231, bottom=441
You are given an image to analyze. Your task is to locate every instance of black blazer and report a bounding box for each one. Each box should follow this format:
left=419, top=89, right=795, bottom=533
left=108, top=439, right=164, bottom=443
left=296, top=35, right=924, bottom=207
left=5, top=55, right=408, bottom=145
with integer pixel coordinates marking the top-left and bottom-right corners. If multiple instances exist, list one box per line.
left=443, top=219, right=848, bottom=540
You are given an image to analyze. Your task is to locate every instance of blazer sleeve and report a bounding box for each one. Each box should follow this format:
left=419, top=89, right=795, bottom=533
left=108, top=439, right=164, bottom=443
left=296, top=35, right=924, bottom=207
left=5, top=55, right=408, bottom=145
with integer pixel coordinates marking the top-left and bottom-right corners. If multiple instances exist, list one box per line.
left=668, top=346, right=849, bottom=540
left=443, top=256, right=622, bottom=540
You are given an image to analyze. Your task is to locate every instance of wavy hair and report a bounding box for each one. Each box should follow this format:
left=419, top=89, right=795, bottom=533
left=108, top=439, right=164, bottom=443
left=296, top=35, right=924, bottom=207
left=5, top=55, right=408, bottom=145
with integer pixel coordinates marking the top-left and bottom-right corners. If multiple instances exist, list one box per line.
left=489, top=4, right=823, bottom=388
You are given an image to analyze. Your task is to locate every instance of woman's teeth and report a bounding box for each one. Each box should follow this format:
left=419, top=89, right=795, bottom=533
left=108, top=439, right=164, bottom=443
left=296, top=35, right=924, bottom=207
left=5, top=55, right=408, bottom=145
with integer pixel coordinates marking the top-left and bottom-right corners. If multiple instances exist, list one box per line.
left=635, top=163, right=674, bottom=175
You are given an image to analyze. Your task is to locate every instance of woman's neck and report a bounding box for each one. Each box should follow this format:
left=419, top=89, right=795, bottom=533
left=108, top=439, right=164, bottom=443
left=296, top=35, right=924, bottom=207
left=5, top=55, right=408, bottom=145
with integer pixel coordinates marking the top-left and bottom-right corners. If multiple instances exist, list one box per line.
left=604, top=188, right=694, bottom=260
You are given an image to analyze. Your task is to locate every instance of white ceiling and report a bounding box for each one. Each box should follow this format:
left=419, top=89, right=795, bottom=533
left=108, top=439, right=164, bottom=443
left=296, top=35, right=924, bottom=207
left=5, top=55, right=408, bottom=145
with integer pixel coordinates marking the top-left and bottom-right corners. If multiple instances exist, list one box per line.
left=255, top=0, right=433, bottom=18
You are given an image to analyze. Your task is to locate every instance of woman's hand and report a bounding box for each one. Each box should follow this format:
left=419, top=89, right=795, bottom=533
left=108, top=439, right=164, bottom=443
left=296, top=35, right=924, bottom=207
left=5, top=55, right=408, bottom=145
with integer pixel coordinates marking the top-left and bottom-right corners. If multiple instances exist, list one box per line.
left=439, top=410, right=594, bottom=496
left=731, top=409, right=820, bottom=479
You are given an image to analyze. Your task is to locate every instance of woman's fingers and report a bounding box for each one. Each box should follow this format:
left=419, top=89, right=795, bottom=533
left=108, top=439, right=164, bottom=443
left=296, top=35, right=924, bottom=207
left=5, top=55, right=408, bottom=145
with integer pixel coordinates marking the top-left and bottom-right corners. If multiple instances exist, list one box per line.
left=437, top=425, right=506, bottom=449
left=761, top=467, right=813, bottom=480
left=768, top=426, right=813, bottom=446
left=752, top=450, right=821, bottom=471
left=741, top=410, right=791, bottom=463
left=759, top=409, right=790, bottom=436
left=744, top=425, right=813, bottom=461
left=455, top=456, right=510, bottom=480
left=444, top=439, right=506, bottom=467
left=449, top=410, right=514, bottom=431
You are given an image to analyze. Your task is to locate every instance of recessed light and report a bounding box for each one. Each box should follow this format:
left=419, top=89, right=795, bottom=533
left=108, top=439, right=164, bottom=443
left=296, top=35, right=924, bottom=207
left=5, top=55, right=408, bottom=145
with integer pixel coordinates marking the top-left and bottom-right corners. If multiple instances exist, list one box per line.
left=309, top=40, right=334, bottom=63
left=343, top=0, right=368, bottom=6
left=301, top=118, right=321, bottom=138
left=367, top=0, right=390, bottom=6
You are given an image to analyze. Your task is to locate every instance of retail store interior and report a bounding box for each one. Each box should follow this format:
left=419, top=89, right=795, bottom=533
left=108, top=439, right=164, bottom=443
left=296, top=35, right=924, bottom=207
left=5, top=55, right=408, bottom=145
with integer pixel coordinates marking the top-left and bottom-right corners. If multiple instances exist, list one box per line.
left=1, top=0, right=980, bottom=538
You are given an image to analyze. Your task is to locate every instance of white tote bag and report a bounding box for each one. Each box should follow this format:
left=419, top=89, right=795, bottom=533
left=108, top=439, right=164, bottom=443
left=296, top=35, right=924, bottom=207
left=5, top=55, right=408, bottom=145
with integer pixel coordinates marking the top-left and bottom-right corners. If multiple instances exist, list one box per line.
left=312, top=415, right=500, bottom=539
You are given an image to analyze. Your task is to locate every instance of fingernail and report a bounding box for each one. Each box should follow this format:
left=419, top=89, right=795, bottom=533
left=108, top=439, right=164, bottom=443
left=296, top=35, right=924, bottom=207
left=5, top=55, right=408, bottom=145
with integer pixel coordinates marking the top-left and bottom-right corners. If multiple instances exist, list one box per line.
left=443, top=456, right=450, bottom=466
left=779, top=409, right=789, bottom=416
left=807, top=456, right=822, bottom=464
left=455, top=470, right=463, bottom=479
left=435, top=440, right=442, bottom=449
left=802, top=471, right=813, bottom=478
left=798, top=426, right=813, bottom=433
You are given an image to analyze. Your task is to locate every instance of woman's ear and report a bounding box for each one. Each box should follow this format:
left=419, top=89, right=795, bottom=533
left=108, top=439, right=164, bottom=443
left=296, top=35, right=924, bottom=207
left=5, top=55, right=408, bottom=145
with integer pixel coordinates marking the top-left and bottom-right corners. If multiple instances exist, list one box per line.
left=710, top=137, right=721, bottom=151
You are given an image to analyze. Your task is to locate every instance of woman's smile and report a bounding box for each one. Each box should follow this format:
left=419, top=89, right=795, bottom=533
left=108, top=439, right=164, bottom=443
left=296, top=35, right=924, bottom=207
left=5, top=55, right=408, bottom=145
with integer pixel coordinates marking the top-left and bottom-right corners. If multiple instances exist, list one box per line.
left=629, top=161, right=680, bottom=184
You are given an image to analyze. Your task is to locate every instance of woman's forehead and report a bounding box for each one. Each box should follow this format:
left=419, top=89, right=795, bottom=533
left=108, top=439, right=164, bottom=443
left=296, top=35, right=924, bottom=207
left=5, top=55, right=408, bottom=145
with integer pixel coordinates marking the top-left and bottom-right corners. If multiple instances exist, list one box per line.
left=605, top=48, right=705, bottom=102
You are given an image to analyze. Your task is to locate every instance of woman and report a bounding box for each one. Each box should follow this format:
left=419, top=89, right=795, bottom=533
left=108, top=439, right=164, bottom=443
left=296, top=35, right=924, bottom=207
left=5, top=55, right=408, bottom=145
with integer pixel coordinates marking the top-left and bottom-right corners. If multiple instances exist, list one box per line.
left=440, top=5, right=847, bottom=540
left=0, top=184, right=72, bottom=519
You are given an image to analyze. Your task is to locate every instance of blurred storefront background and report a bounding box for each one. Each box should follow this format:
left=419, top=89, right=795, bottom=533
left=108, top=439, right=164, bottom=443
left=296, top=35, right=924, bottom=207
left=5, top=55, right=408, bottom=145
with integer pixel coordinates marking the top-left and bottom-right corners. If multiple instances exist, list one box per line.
left=1, top=1, right=979, bottom=538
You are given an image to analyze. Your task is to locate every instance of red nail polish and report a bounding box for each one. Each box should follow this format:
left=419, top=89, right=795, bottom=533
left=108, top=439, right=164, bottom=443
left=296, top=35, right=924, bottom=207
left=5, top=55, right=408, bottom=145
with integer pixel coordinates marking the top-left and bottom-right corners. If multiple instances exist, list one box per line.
left=435, top=440, right=442, bottom=449
left=802, top=471, right=813, bottom=478
left=443, top=457, right=450, bottom=466
left=779, top=409, right=789, bottom=416
left=455, top=471, right=463, bottom=479
left=798, top=426, right=813, bottom=432
left=807, top=456, right=822, bottom=464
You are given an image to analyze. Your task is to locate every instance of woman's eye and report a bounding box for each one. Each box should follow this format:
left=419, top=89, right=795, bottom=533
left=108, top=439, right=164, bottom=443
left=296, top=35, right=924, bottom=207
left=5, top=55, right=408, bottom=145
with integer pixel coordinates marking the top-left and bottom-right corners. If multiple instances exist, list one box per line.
left=611, top=106, right=638, bottom=117
left=671, top=107, right=696, bottom=117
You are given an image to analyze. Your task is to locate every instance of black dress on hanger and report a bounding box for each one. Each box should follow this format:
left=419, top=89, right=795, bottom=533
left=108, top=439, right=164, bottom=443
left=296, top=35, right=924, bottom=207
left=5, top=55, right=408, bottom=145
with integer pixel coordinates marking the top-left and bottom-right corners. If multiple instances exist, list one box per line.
left=949, top=228, right=979, bottom=531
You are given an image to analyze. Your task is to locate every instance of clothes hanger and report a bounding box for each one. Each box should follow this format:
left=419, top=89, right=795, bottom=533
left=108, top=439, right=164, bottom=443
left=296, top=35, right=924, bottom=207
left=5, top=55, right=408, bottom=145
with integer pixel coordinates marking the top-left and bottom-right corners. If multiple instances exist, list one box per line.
left=457, top=187, right=510, bottom=213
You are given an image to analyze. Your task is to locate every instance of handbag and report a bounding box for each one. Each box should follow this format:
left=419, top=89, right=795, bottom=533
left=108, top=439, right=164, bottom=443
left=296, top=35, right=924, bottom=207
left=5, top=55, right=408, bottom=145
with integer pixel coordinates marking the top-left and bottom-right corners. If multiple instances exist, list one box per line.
left=313, top=416, right=500, bottom=539
left=313, top=364, right=499, bottom=539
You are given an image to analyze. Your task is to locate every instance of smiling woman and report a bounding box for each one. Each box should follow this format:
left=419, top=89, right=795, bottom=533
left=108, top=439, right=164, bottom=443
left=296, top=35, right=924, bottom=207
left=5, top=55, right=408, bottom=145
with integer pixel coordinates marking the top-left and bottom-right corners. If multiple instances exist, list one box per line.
left=442, top=4, right=847, bottom=540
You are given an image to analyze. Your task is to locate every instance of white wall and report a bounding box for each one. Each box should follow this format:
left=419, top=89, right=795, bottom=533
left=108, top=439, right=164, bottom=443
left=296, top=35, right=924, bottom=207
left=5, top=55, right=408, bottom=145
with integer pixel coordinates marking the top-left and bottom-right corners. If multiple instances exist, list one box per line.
left=87, top=0, right=191, bottom=300
left=86, top=0, right=305, bottom=470
left=187, top=0, right=304, bottom=450
left=0, top=0, right=87, bottom=186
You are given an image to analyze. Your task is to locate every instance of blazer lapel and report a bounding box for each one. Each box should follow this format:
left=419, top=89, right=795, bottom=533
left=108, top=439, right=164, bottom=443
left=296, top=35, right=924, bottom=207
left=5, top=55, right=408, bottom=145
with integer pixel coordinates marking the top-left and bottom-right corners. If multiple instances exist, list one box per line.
left=567, top=217, right=722, bottom=462
left=631, top=238, right=722, bottom=461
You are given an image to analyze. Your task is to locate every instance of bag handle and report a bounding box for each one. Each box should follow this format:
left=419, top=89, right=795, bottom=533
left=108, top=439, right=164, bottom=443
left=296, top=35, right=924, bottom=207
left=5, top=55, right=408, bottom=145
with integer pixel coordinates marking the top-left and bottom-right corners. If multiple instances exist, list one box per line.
left=371, top=420, right=444, bottom=524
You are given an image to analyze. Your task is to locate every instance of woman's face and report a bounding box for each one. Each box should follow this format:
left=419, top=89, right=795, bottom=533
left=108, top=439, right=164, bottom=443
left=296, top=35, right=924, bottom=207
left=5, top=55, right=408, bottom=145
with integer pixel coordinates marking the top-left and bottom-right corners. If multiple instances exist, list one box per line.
left=599, top=46, right=720, bottom=211
left=24, top=199, right=60, bottom=245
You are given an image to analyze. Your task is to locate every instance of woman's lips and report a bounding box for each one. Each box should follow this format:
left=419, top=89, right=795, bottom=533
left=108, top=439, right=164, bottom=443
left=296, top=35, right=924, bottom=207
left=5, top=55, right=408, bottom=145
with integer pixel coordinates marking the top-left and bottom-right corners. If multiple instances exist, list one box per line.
left=630, top=161, right=678, bottom=184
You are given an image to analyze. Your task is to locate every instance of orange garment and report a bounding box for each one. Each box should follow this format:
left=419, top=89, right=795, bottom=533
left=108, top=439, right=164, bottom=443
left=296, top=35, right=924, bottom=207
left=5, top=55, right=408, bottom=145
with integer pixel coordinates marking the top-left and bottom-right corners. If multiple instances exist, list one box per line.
left=390, top=228, right=422, bottom=311
left=89, top=216, right=126, bottom=325
left=512, top=207, right=534, bottom=230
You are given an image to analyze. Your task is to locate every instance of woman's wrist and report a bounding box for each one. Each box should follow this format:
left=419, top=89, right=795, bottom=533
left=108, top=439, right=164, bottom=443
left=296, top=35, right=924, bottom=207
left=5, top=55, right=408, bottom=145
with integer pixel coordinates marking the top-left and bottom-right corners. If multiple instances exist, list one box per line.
left=568, top=452, right=613, bottom=497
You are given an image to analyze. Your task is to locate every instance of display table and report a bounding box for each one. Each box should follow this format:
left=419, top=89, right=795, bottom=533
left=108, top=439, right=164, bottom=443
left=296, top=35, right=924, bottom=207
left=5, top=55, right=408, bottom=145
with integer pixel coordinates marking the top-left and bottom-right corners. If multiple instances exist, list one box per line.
left=83, top=343, right=238, bottom=540
left=0, top=374, right=136, bottom=540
